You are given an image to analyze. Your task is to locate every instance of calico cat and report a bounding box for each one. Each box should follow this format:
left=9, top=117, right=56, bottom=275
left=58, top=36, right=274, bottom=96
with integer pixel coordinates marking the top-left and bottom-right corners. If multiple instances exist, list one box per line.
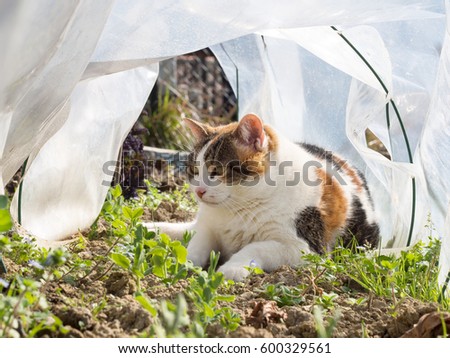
left=152, top=113, right=379, bottom=281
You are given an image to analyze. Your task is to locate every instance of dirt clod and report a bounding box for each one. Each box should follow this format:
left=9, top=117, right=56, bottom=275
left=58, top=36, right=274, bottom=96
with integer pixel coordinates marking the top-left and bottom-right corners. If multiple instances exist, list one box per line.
left=283, top=307, right=315, bottom=327
left=105, top=272, right=136, bottom=297
left=53, top=306, right=92, bottom=330
left=104, top=296, right=153, bottom=331
left=386, top=299, right=438, bottom=337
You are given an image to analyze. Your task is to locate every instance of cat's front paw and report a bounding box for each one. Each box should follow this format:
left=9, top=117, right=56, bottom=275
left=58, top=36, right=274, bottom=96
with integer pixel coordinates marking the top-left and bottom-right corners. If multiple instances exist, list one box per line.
left=187, top=250, right=209, bottom=269
left=218, top=264, right=249, bottom=282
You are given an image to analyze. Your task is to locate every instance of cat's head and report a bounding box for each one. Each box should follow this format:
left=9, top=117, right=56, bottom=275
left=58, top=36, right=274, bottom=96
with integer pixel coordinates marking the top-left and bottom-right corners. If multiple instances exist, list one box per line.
left=184, top=114, right=278, bottom=206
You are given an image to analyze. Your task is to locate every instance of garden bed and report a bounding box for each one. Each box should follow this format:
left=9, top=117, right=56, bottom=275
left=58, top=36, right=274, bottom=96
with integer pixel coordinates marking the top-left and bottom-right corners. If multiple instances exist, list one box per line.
left=0, top=184, right=449, bottom=338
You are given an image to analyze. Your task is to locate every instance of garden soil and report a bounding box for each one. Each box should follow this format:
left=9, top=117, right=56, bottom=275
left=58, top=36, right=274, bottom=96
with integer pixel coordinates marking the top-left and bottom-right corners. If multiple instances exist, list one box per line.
left=3, top=201, right=447, bottom=338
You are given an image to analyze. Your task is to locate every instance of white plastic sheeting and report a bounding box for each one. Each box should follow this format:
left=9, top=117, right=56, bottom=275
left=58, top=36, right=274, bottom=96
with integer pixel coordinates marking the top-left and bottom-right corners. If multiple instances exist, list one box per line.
left=1, top=1, right=449, bottom=283
left=10, top=66, right=158, bottom=240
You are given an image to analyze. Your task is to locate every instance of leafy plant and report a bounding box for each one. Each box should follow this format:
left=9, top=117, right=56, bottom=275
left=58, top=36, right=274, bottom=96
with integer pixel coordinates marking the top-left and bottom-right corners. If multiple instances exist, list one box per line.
left=142, top=180, right=196, bottom=213
left=0, top=195, right=12, bottom=233
left=103, top=182, right=239, bottom=335
left=304, top=238, right=448, bottom=308
left=102, top=185, right=125, bottom=223
left=151, top=295, right=203, bottom=337
left=260, top=283, right=304, bottom=307
left=118, top=124, right=148, bottom=199
left=110, top=225, right=188, bottom=288
left=316, top=292, right=338, bottom=311
left=134, top=291, right=158, bottom=317
left=139, top=89, right=193, bottom=150
left=147, top=232, right=188, bottom=284
left=0, top=241, right=71, bottom=337
left=218, top=306, right=241, bottom=333
left=0, top=275, right=66, bottom=337
left=313, top=306, right=341, bottom=338
left=0, top=194, right=13, bottom=274
left=187, top=251, right=238, bottom=329
left=245, top=260, right=264, bottom=276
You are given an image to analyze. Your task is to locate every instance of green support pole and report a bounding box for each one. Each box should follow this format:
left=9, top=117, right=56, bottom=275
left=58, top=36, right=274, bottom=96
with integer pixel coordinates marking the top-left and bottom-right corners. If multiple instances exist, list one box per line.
left=330, top=26, right=417, bottom=247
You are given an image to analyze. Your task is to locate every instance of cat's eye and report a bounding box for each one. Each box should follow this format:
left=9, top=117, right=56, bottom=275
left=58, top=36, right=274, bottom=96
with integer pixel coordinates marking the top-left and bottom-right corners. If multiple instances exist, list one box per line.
left=208, top=165, right=221, bottom=178
left=209, top=169, right=218, bottom=178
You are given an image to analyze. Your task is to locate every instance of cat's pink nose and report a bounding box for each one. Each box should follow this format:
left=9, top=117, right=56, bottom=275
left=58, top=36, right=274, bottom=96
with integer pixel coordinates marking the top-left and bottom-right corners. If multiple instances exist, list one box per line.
left=195, top=188, right=206, bottom=199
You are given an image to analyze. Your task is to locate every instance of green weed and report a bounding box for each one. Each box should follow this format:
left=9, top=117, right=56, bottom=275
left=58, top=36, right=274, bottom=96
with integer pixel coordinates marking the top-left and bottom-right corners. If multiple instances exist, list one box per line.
left=313, top=305, right=341, bottom=338
left=0, top=195, right=12, bottom=233
left=315, top=292, right=338, bottom=311
left=187, top=251, right=239, bottom=329
left=139, top=89, right=193, bottom=150
left=103, top=185, right=239, bottom=335
left=2, top=180, right=448, bottom=338
left=151, top=295, right=203, bottom=337
left=260, top=283, right=305, bottom=307
left=142, top=180, right=196, bottom=212
left=110, top=224, right=189, bottom=288
left=304, top=238, right=448, bottom=308
left=0, top=275, right=66, bottom=337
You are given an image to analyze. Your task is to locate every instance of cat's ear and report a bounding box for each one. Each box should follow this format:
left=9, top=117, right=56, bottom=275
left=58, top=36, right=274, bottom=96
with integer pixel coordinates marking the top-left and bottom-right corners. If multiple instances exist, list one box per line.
left=235, top=113, right=267, bottom=151
left=183, top=118, right=211, bottom=141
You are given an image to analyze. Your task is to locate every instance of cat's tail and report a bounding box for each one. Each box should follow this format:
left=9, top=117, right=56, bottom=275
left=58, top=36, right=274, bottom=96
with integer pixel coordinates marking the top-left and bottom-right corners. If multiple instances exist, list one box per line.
left=143, top=221, right=195, bottom=241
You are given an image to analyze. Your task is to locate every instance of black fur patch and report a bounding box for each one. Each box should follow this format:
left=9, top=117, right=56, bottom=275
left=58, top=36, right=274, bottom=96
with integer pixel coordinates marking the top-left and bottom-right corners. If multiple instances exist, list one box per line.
left=205, top=135, right=249, bottom=184
left=295, top=206, right=326, bottom=254
left=341, top=196, right=379, bottom=249
left=186, top=135, right=215, bottom=180
left=301, top=143, right=376, bottom=210
left=355, top=168, right=374, bottom=207
left=298, top=143, right=343, bottom=171
left=204, top=135, right=234, bottom=163
left=355, top=168, right=369, bottom=192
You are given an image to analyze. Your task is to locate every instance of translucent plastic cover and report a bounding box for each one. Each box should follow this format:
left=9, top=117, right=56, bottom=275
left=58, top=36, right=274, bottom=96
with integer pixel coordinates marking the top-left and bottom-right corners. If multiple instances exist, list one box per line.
left=1, top=1, right=449, bottom=282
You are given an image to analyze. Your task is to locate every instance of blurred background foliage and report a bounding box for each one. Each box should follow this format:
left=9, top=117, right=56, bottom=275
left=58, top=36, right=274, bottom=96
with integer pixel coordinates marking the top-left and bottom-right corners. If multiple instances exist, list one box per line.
left=116, top=49, right=237, bottom=198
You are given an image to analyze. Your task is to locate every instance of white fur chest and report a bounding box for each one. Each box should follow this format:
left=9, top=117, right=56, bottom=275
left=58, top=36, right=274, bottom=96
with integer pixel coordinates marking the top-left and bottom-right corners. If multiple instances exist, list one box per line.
left=197, top=203, right=288, bottom=261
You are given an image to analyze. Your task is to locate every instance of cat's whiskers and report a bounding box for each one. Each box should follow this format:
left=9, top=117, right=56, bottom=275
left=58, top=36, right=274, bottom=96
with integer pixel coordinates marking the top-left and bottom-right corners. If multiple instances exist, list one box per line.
left=222, top=200, right=251, bottom=226
left=225, top=196, right=264, bottom=226
left=220, top=197, right=248, bottom=223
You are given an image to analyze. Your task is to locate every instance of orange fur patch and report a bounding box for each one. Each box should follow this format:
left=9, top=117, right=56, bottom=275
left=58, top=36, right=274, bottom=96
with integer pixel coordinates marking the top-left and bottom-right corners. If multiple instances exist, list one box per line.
left=203, top=122, right=279, bottom=177
left=215, top=122, right=239, bottom=135
left=332, top=155, right=363, bottom=192
left=263, top=125, right=279, bottom=153
left=316, top=168, right=348, bottom=248
left=233, top=123, right=278, bottom=175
